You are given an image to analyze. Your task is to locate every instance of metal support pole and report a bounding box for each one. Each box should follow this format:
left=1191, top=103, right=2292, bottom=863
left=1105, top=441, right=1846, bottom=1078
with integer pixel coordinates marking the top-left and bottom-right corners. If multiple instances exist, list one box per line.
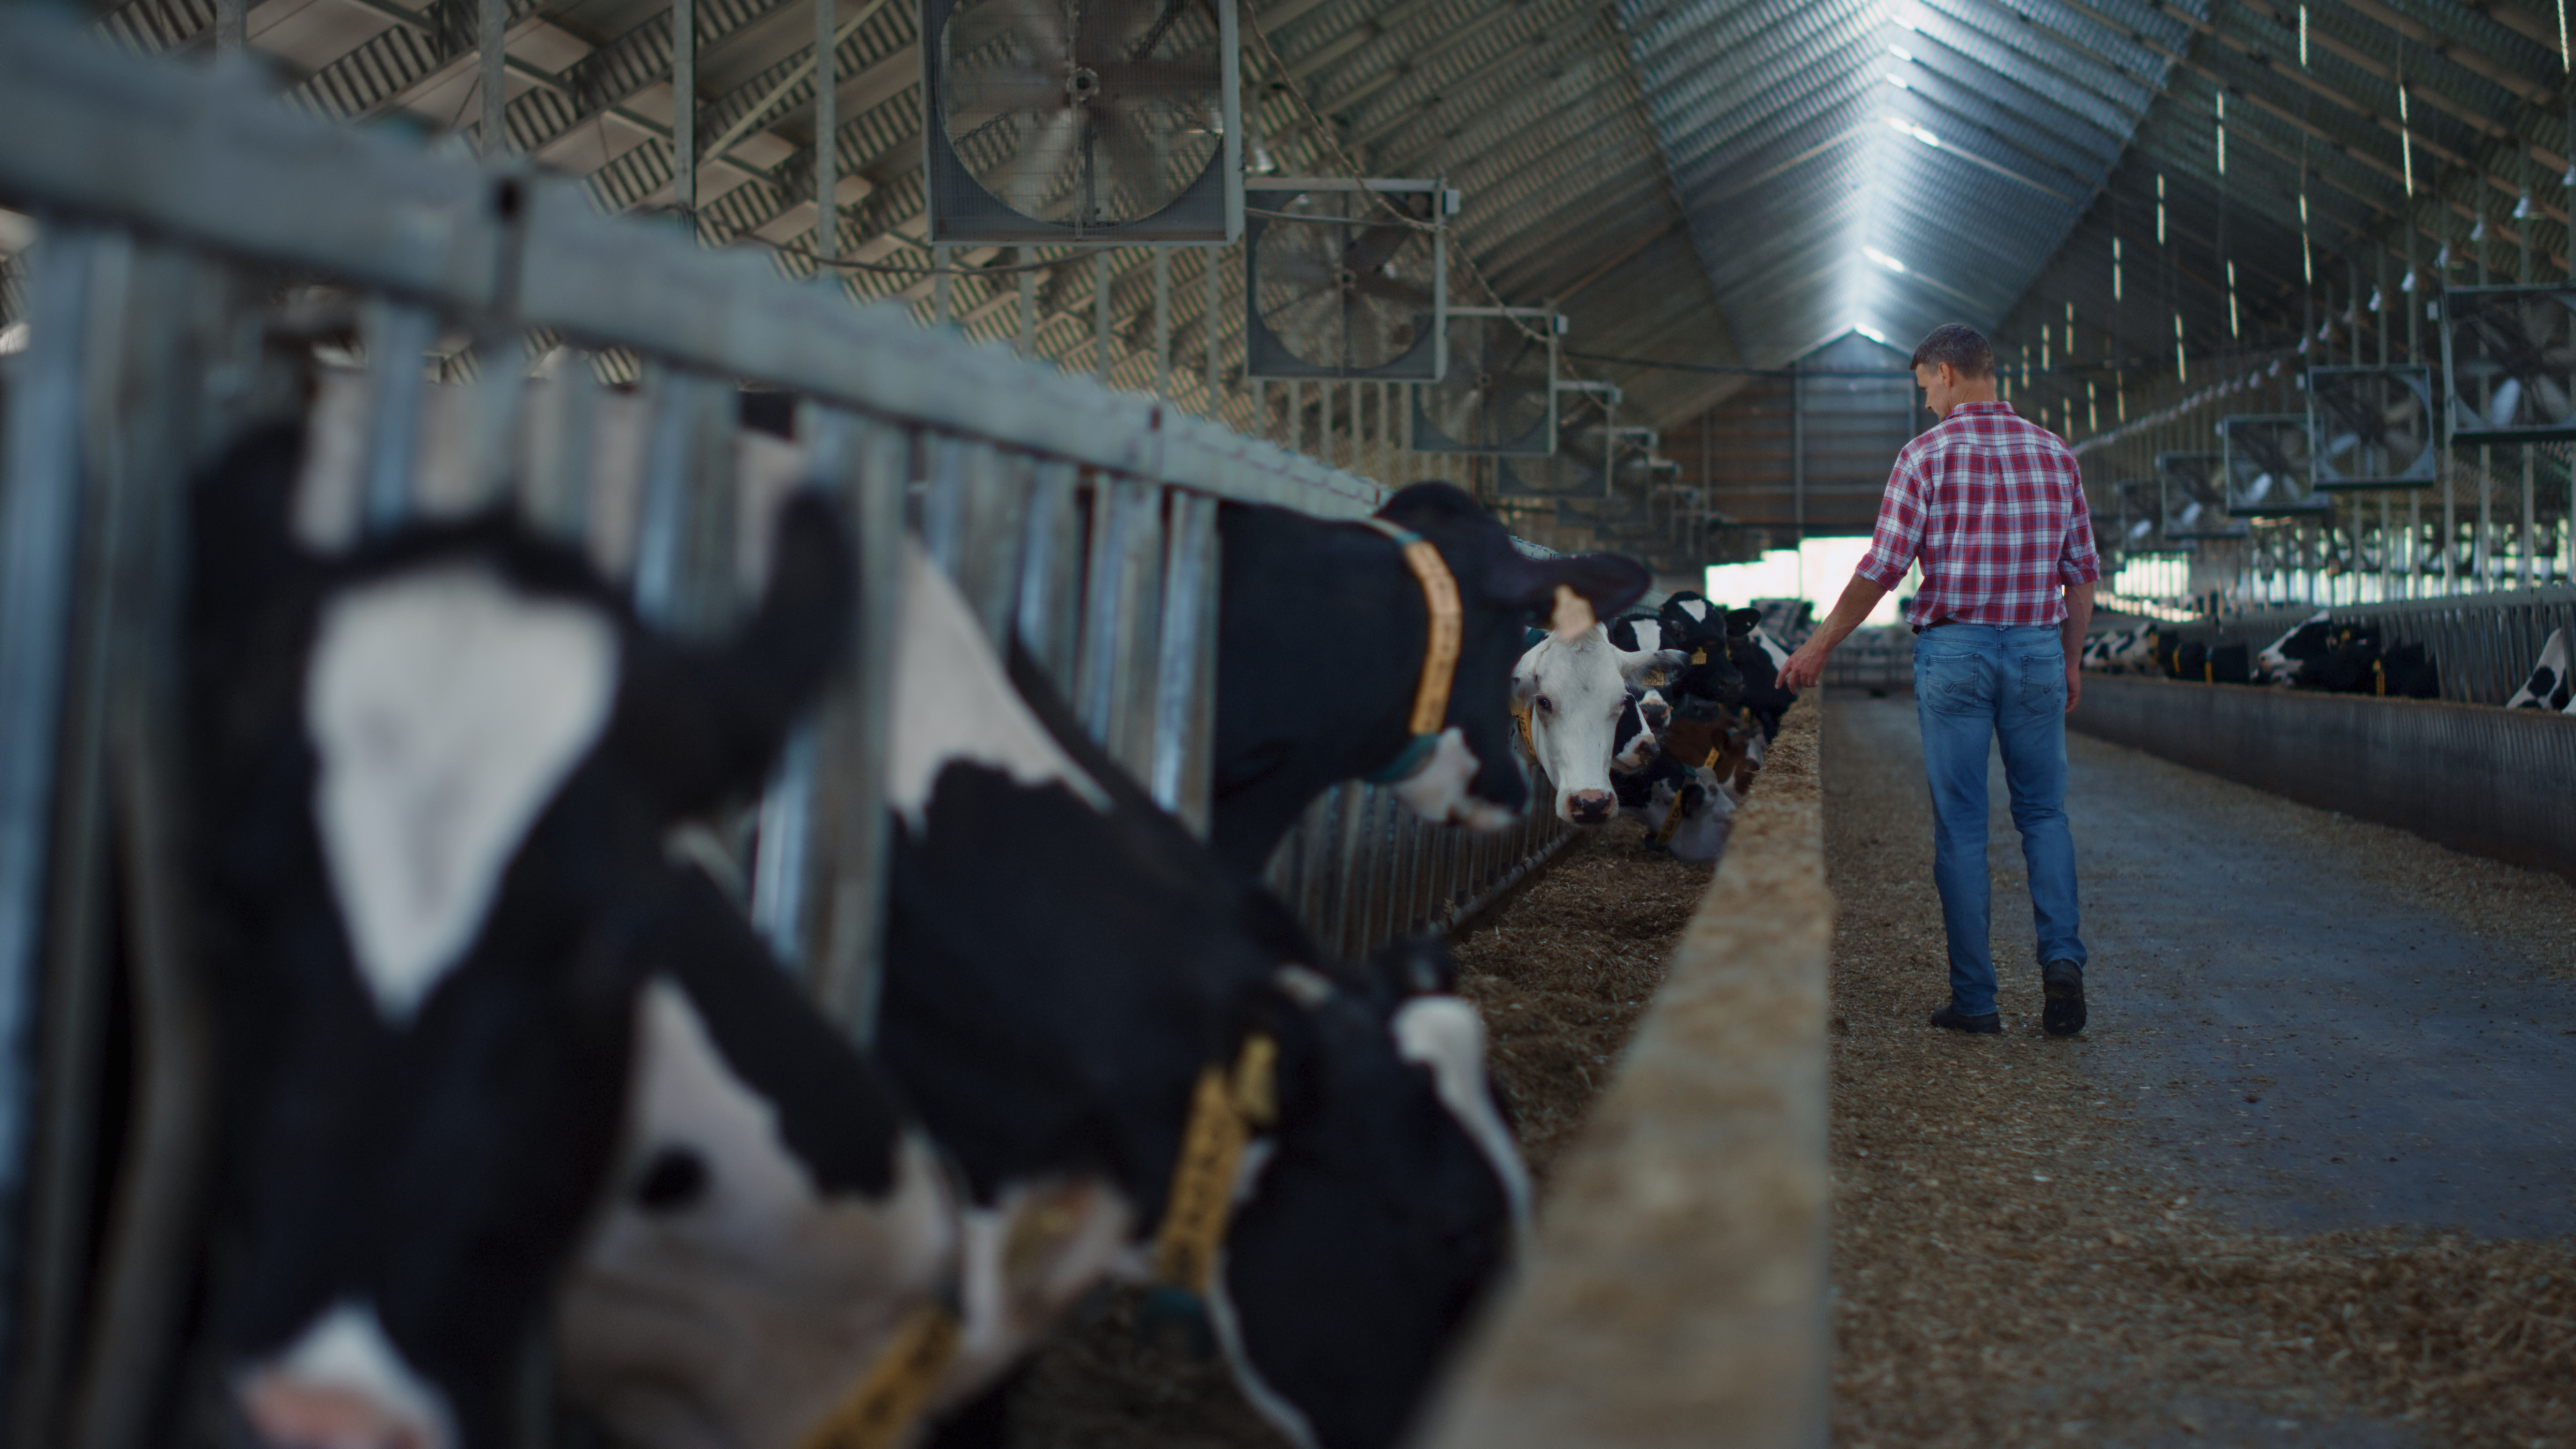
left=1018, top=257, right=1036, bottom=359
left=1094, top=250, right=1113, bottom=383
left=1152, top=247, right=1172, bottom=399
left=1790, top=360, right=1805, bottom=547
left=479, top=0, right=507, bottom=158
left=672, top=0, right=694, bottom=235
left=215, top=0, right=245, bottom=55
left=1203, top=248, right=1222, bottom=415
left=813, top=0, right=837, bottom=266
left=932, top=245, right=951, bottom=326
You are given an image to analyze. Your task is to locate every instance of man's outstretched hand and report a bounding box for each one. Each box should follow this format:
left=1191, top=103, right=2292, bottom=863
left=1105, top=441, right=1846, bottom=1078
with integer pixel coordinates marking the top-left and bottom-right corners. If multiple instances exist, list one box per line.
left=1777, top=641, right=1830, bottom=692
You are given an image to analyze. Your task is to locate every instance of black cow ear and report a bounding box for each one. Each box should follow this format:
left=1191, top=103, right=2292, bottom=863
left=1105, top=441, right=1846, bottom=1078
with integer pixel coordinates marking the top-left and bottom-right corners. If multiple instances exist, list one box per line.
left=1485, top=551, right=1650, bottom=621
left=1727, top=608, right=1763, bottom=637
left=624, top=491, right=854, bottom=816
left=1375, top=480, right=1485, bottom=531
left=1364, top=936, right=1458, bottom=1004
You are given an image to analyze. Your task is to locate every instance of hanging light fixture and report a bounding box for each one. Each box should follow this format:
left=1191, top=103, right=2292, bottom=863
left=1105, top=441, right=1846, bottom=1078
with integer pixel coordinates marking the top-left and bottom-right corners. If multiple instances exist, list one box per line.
left=2156, top=173, right=2167, bottom=245
left=2299, top=192, right=2313, bottom=284
left=2174, top=312, right=2187, bottom=383
left=2226, top=260, right=2241, bottom=338
left=2112, top=234, right=2124, bottom=301
left=2397, top=84, right=2416, bottom=195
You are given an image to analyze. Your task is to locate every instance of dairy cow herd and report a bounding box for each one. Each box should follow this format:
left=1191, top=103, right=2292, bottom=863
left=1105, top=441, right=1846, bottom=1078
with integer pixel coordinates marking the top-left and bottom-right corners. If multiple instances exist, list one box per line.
left=165, top=401, right=1801, bottom=1449
left=2085, top=612, right=2576, bottom=715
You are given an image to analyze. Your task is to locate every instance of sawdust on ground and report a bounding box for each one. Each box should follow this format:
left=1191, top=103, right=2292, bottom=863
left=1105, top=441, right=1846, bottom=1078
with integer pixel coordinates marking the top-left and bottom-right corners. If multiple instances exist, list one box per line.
left=1827, top=697, right=2576, bottom=1448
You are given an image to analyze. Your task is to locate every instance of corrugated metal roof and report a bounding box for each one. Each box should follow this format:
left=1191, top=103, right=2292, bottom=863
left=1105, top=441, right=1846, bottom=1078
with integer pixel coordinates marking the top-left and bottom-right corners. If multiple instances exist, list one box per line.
left=26, top=0, right=2576, bottom=571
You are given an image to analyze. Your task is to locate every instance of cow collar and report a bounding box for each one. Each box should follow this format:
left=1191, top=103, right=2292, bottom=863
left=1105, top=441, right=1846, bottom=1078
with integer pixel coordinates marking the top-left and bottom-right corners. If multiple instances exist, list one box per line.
left=1151, top=1031, right=1279, bottom=1296
left=1354, top=518, right=1464, bottom=785
left=794, top=1301, right=960, bottom=1449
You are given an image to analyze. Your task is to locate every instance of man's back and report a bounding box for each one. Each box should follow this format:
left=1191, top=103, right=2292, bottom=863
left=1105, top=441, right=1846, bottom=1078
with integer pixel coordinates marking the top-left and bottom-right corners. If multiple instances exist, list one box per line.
left=1860, top=400, right=2096, bottom=630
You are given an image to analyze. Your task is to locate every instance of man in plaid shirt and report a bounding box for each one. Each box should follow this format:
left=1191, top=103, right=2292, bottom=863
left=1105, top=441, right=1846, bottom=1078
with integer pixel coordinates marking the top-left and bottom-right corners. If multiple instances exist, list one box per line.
left=1780, top=324, right=2099, bottom=1037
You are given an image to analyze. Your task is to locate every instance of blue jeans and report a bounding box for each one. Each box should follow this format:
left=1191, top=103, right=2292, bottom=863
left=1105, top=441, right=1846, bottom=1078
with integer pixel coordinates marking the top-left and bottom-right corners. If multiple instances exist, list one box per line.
left=1912, top=625, right=2087, bottom=1016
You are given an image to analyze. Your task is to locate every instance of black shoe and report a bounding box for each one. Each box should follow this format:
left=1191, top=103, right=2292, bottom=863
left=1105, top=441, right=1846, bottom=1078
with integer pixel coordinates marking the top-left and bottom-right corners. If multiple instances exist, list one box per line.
left=2041, top=960, right=2087, bottom=1037
left=1928, top=1001, right=2001, bottom=1034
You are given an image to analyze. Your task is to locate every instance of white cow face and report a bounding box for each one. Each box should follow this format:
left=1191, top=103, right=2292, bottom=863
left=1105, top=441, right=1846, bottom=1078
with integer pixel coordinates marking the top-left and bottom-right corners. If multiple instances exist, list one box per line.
left=1387, top=727, right=1519, bottom=832
left=1513, top=627, right=1679, bottom=825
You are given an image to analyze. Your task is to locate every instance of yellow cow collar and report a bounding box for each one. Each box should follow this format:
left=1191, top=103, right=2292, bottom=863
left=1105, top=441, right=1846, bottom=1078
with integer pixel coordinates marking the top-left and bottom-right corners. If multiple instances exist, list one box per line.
left=1152, top=1033, right=1279, bottom=1294
left=795, top=1303, right=962, bottom=1449
left=1357, top=517, right=1465, bottom=784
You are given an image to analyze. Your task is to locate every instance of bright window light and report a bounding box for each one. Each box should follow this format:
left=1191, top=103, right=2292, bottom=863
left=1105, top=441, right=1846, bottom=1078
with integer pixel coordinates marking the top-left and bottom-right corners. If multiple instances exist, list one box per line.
left=1706, top=541, right=1909, bottom=626
left=1854, top=323, right=1892, bottom=346
left=1887, top=43, right=1915, bottom=60
left=1862, top=246, right=1907, bottom=273
left=1883, top=70, right=1912, bottom=88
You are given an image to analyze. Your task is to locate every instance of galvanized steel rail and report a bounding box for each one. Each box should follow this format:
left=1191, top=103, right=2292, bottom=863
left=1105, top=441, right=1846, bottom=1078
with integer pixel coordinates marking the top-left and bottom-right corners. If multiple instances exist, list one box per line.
left=0, top=13, right=1563, bottom=1444
left=2138, top=586, right=2576, bottom=706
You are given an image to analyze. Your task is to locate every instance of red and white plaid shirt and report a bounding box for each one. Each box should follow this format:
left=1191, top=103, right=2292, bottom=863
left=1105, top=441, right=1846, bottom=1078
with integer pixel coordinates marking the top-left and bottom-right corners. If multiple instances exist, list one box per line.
left=1854, top=400, right=2100, bottom=628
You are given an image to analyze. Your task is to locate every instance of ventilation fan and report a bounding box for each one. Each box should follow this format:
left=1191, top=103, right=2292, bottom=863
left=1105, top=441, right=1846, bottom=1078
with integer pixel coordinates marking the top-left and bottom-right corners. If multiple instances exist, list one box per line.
left=1410, top=309, right=1557, bottom=453
left=2219, top=415, right=2329, bottom=516
left=1243, top=179, right=1446, bottom=379
left=2156, top=451, right=2245, bottom=539
left=2440, top=284, right=2576, bottom=441
left=924, top=0, right=1240, bottom=243
left=2114, top=478, right=2172, bottom=553
left=2308, top=365, right=2436, bottom=488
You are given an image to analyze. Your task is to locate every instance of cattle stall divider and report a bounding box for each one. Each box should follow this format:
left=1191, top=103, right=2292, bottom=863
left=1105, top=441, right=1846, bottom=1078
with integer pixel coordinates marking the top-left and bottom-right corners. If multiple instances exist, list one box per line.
left=2145, top=584, right=2576, bottom=706
left=0, top=13, right=1561, bottom=1445
left=1419, top=697, right=1831, bottom=1449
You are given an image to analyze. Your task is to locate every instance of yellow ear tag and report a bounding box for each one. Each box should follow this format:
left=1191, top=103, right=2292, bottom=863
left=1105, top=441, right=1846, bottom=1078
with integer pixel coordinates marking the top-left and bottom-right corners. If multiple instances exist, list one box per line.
left=1549, top=584, right=1596, bottom=642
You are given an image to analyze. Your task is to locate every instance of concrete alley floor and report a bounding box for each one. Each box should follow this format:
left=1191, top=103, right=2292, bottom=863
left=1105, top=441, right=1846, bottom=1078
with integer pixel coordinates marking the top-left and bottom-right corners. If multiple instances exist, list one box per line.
left=1826, top=690, right=2576, bottom=1449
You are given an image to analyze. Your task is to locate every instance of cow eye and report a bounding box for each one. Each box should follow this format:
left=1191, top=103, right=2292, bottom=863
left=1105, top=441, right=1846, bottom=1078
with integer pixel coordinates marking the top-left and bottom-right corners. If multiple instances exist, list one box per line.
left=1534, top=695, right=1554, bottom=713
left=633, top=1146, right=711, bottom=1213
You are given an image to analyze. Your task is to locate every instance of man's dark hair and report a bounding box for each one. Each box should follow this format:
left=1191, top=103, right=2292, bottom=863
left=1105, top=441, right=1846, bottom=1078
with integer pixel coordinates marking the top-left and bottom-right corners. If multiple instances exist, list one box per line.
left=1909, top=323, right=1994, bottom=378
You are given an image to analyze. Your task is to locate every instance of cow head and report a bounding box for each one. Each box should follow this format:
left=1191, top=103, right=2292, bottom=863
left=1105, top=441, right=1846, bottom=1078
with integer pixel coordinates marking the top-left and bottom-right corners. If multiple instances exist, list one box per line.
left=1611, top=691, right=1660, bottom=774
left=189, top=424, right=882, bottom=1449
left=1371, top=484, right=1651, bottom=831
left=2255, top=609, right=2333, bottom=682
left=1210, top=487, right=1650, bottom=873
left=1512, top=625, right=1679, bottom=824
left=1216, top=953, right=1528, bottom=1449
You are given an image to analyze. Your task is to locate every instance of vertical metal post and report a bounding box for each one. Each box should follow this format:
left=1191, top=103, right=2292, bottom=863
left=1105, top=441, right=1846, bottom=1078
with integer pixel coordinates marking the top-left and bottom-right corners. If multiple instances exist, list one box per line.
left=1285, top=378, right=1301, bottom=454
left=1017, top=256, right=1036, bottom=359
left=214, top=0, right=245, bottom=55
left=479, top=0, right=508, bottom=158
left=1153, top=248, right=1172, bottom=398
left=360, top=298, right=437, bottom=535
left=1094, top=250, right=1113, bottom=383
left=0, top=230, right=99, bottom=1421
left=672, top=0, right=694, bottom=233
left=1790, top=360, right=1805, bottom=547
left=813, top=0, right=837, bottom=267
left=1204, top=247, right=1223, bottom=415
left=932, top=245, right=951, bottom=325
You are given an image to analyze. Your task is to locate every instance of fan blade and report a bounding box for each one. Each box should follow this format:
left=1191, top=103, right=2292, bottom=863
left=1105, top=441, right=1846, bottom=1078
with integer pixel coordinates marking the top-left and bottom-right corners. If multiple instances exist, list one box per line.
left=996, top=108, right=1082, bottom=215
left=948, top=65, right=1071, bottom=134
left=2489, top=376, right=2526, bottom=427
left=2533, top=374, right=2574, bottom=423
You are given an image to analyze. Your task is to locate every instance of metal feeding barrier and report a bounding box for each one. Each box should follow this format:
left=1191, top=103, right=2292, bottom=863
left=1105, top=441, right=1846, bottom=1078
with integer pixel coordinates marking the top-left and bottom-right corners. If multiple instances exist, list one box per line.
left=0, top=12, right=1562, bottom=1444
left=2135, top=586, right=2576, bottom=705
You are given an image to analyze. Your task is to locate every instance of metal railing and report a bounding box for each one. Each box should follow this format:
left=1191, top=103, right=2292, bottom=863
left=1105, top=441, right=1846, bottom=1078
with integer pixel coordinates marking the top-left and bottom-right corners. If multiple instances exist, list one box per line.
left=0, top=13, right=1564, bottom=1445
left=2122, top=586, right=2576, bottom=705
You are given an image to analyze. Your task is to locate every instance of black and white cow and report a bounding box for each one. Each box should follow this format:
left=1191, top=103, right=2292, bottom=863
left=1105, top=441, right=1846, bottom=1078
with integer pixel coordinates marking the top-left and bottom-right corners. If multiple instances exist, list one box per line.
left=878, top=541, right=1529, bottom=1449
left=188, top=425, right=951, bottom=1449
left=2507, top=626, right=2574, bottom=711
left=2254, top=609, right=2333, bottom=683
left=1212, top=482, right=1650, bottom=874
left=1513, top=624, right=1685, bottom=825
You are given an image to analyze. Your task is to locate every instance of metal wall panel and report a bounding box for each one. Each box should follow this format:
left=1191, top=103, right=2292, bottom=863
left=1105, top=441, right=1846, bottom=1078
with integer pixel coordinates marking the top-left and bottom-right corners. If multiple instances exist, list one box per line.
left=2070, top=675, right=2576, bottom=883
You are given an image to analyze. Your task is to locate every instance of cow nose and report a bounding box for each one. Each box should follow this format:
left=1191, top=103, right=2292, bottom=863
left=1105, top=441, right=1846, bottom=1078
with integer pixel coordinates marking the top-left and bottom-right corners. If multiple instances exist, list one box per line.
left=1641, top=704, right=1669, bottom=729
left=240, top=1379, right=444, bottom=1449
left=1568, top=789, right=1614, bottom=824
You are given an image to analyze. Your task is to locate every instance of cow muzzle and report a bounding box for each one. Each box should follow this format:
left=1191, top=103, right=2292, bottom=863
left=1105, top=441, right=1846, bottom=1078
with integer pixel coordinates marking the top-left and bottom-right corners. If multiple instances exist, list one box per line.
left=1565, top=789, right=1615, bottom=825
left=239, top=1378, right=449, bottom=1449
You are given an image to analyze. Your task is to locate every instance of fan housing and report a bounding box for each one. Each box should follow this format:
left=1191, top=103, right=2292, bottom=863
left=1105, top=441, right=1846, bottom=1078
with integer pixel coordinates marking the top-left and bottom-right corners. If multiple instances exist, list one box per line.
left=2220, top=414, right=2330, bottom=517
left=2307, top=365, right=2436, bottom=488
left=1410, top=308, right=1558, bottom=454
left=2439, top=284, right=2576, bottom=442
left=923, top=0, right=1241, bottom=244
left=2156, top=451, right=2246, bottom=539
left=1243, top=177, right=1447, bottom=380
